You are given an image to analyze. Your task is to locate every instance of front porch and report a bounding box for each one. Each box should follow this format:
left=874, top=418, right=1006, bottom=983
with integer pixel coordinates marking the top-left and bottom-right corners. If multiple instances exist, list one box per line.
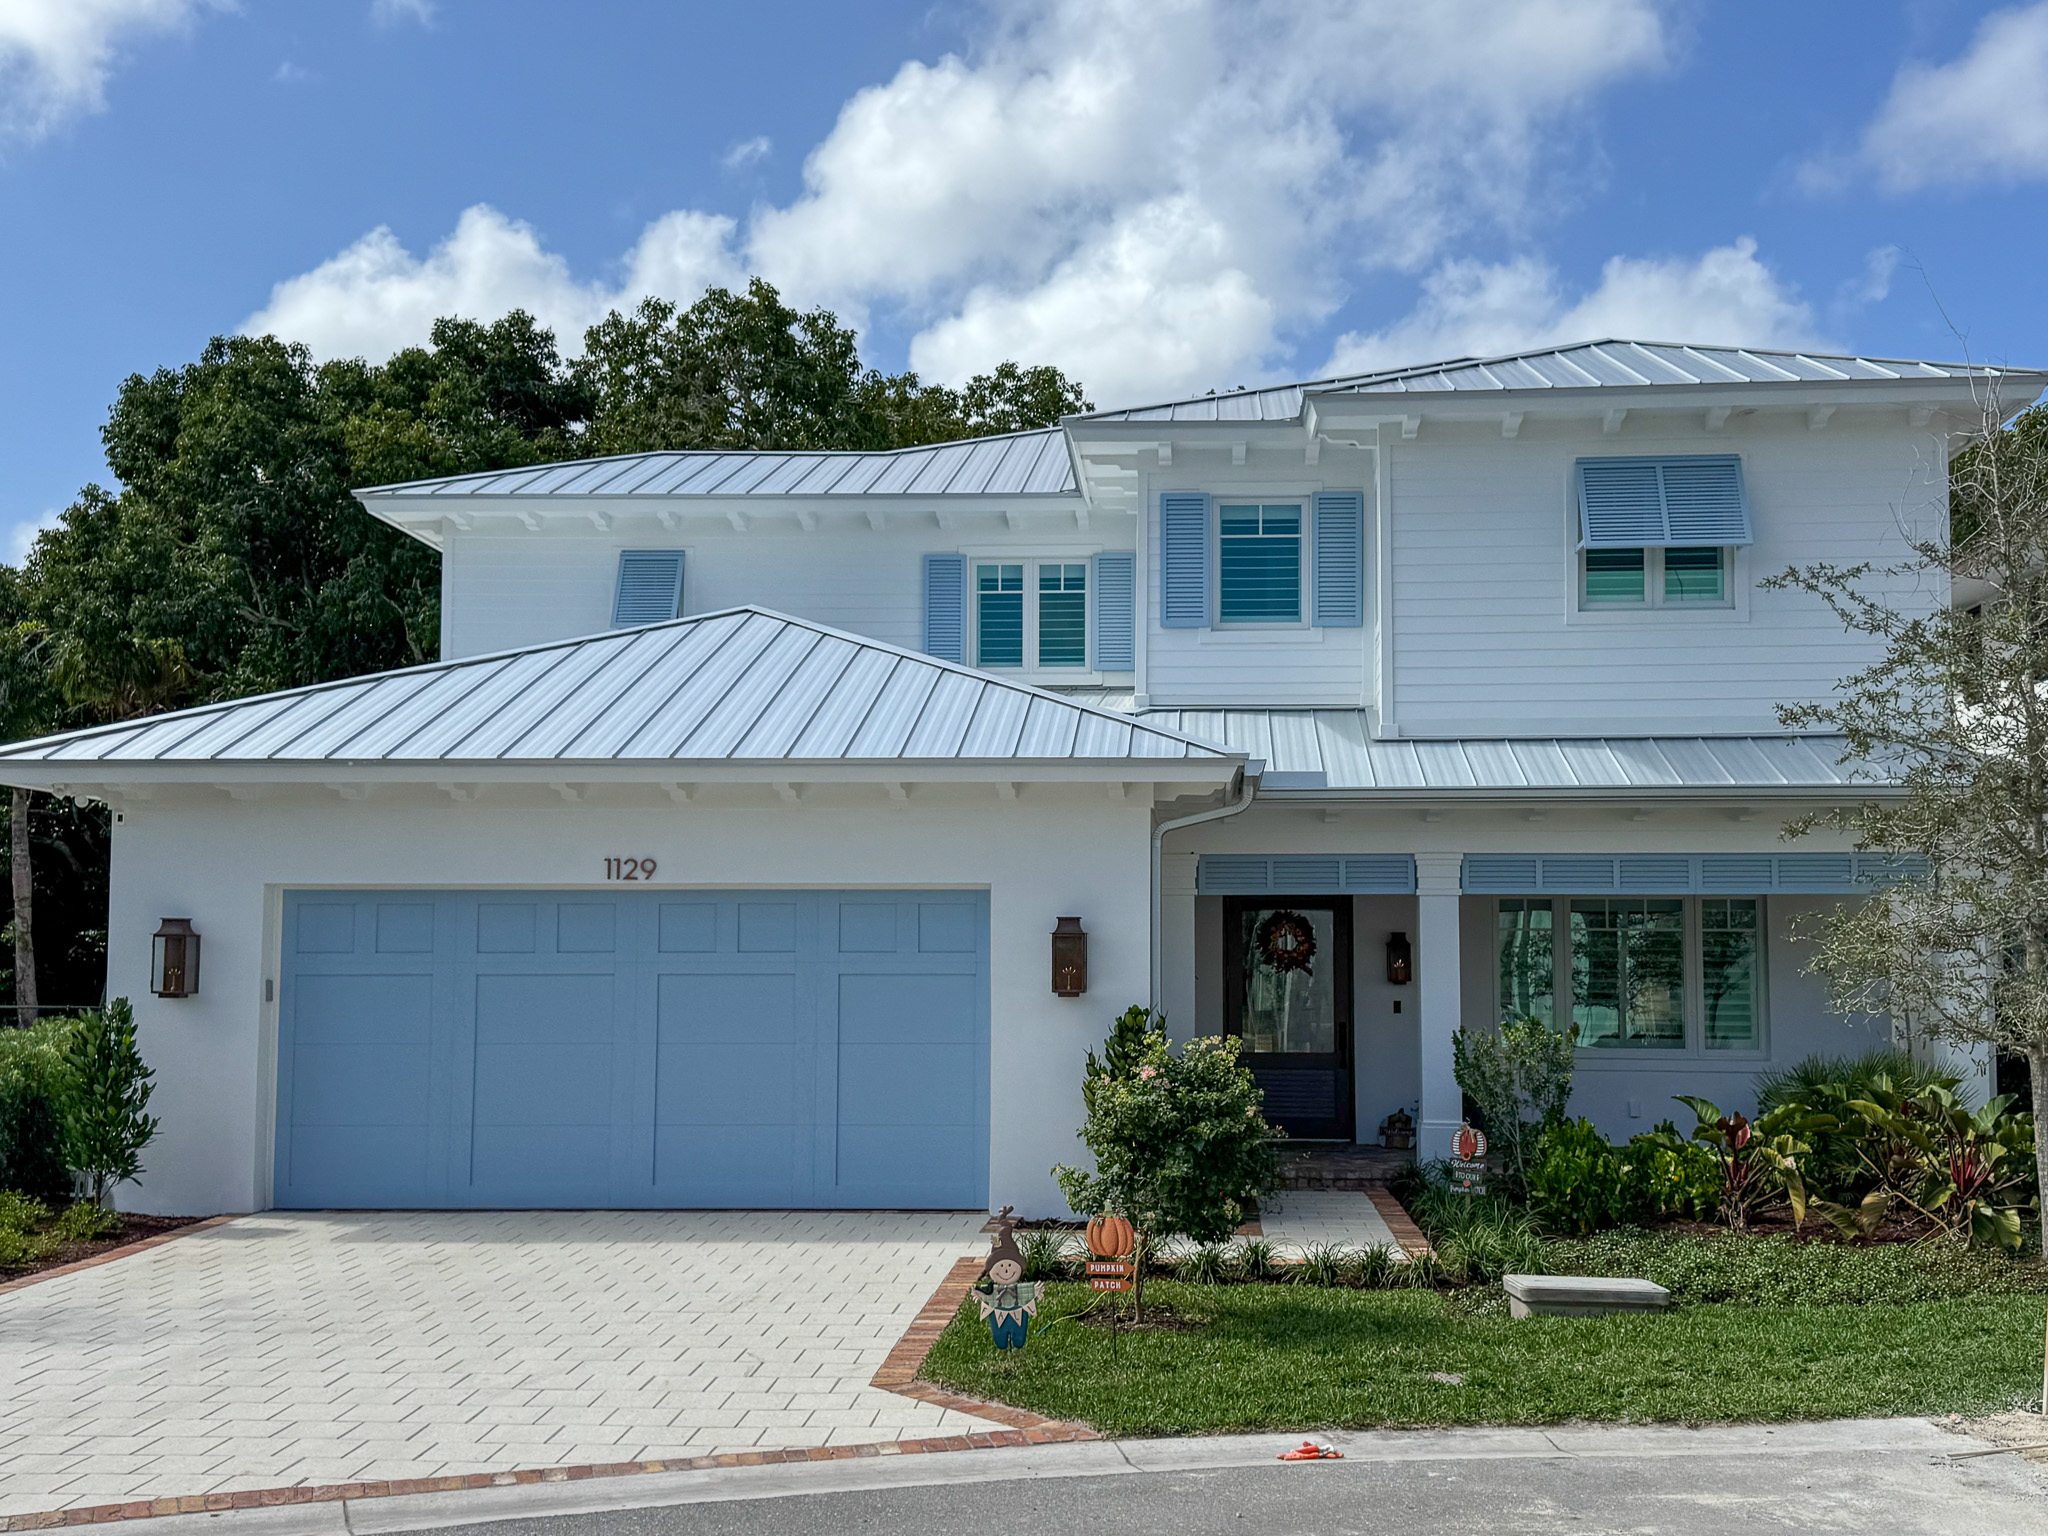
left=1159, top=826, right=1942, bottom=1154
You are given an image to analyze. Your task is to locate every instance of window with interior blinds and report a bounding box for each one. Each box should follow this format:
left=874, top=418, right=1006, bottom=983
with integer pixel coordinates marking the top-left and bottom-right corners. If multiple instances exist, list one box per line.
left=923, top=553, right=968, bottom=662
left=611, top=551, right=685, bottom=627
left=1312, top=491, right=1364, bottom=626
left=1094, top=552, right=1136, bottom=669
left=1159, top=492, right=1208, bottom=627
left=1578, top=456, right=1751, bottom=548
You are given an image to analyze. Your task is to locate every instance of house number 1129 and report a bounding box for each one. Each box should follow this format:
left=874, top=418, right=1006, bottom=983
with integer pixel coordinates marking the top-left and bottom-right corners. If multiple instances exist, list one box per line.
left=604, top=857, right=657, bottom=881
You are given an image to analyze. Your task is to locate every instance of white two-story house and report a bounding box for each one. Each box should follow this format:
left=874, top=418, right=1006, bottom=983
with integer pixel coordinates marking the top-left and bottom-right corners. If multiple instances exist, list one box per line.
left=2, top=340, right=2037, bottom=1219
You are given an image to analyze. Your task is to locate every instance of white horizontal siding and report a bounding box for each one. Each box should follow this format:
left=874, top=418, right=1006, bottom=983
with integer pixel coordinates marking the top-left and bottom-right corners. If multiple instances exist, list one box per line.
left=441, top=521, right=1134, bottom=661
left=1387, top=418, right=1940, bottom=734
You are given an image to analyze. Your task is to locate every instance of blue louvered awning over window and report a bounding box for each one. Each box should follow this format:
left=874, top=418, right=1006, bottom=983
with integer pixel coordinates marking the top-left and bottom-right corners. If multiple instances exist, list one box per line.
left=1578, top=456, right=1751, bottom=548
left=1462, top=851, right=1923, bottom=895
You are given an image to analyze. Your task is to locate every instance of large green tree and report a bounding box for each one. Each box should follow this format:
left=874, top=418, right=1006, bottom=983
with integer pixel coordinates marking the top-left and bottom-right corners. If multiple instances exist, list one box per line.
left=0, top=284, right=1087, bottom=1016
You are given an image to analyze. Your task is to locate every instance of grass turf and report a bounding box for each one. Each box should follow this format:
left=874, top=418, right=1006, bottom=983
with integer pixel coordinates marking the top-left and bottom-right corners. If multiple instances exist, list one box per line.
left=921, top=1281, right=2048, bottom=1434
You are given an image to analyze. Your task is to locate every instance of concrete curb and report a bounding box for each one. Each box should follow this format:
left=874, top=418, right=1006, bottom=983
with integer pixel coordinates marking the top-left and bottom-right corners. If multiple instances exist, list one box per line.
left=77, top=1418, right=1997, bottom=1536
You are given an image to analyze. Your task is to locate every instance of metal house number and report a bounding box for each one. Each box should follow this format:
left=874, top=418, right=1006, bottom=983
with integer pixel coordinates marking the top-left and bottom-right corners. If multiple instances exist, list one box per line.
left=604, top=857, right=658, bottom=881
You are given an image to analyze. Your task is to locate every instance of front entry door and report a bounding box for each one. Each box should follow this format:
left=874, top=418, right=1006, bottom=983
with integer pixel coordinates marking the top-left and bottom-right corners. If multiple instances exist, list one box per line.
left=1223, top=896, right=1353, bottom=1140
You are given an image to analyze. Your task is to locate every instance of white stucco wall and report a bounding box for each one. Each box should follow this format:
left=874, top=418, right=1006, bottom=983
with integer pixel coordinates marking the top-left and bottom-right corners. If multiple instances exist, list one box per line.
left=105, top=784, right=1153, bottom=1220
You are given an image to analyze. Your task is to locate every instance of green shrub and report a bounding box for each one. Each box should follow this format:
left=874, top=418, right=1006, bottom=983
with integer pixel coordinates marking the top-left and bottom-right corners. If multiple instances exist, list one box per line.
left=1054, top=1016, right=1278, bottom=1248
left=52, top=1201, right=121, bottom=1243
left=1627, top=1123, right=1722, bottom=1221
left=0, top=1191, right=49, bottom=1232
left=0, top=1017, right=78, bottom=1202
left=1452, top=1017, right=1575, bottom=1189
left=1527, top=1118, right=1650, bottom=1234
left=0, top=1226, right=52, bottom=1271
left=60, top=999, right=159, bottom=1206
left=1754, top=1049, right=1960, bottom=1117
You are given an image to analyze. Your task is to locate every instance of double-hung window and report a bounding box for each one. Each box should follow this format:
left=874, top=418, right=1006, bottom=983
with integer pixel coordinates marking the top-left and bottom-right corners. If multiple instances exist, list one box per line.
left=1495, top=895, right=1764, bottom=1053
left=974, top=560, right=1089, bottom=671
left=1576, top=456, right=1748, bottom=612
left=1218, top=504, right=1302, bottom=623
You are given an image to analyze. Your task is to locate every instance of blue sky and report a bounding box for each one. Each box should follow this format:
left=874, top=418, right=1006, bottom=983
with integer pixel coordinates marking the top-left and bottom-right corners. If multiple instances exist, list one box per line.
left=4, top=0, right=2048, bottom=560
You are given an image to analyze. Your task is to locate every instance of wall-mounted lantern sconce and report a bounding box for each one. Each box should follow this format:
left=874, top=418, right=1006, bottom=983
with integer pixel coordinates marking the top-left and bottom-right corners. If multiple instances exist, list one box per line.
left=1385, top=930, right=1412, bottom=986
left=151, top=918, right=201, bottom=998
left=1052, top=916, right=1088, bottom=997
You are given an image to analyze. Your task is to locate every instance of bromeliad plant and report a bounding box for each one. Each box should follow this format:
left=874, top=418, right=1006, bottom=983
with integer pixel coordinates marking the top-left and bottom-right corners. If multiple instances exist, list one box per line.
left=1672, top=1096, right=1812, bottom=1234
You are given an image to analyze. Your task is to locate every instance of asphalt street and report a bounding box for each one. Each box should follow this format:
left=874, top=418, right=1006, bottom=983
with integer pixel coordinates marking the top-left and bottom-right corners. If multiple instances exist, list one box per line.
left=275, top=1422, right=2045, bottom=1536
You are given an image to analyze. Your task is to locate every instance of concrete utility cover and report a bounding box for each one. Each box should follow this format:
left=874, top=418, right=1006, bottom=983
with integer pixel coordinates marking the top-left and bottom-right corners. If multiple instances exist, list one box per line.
left=1504, top=1274, right=1672, bottom=1319
left=0, top=1210, right=994, bottom=1518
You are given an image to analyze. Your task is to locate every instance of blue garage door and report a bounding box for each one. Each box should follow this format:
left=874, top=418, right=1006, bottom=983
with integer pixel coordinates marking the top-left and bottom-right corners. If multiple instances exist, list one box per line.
left=274, top=890, right=989, bottom=1210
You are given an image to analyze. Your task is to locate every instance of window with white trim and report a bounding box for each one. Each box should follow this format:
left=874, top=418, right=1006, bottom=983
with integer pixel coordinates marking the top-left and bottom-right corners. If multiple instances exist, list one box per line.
left=974, top=559, right=1090, bottom=671
left=1495, top=896, right=1764, bottom=1053
left=1580, top=546, right=1729, bottom=608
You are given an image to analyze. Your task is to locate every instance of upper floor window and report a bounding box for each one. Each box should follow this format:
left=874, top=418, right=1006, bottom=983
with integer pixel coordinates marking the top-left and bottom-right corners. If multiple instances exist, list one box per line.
left=1581, top=546, right=1727, bottom=608
left=975, top=559, right=1088, bottom=670
left=1218, top=503, right=1301, bottom=623
left=1576, top=455, right=1750, bottom=615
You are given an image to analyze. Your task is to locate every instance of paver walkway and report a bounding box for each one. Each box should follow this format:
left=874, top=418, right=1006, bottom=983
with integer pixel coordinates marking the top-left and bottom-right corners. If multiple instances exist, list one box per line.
left=0, top=1210, right=994, bottom=1517
left=1258, top=1190, right=1401, bottom=1254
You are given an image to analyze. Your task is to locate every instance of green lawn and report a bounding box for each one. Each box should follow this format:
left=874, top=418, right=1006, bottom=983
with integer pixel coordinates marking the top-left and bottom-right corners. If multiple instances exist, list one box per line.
left=922, top=1281, right=2048, bottom=1434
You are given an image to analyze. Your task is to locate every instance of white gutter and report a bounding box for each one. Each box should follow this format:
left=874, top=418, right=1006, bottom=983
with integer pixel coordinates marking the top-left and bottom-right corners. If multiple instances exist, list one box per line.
left=1149, top=760, right=1261, bottom=1008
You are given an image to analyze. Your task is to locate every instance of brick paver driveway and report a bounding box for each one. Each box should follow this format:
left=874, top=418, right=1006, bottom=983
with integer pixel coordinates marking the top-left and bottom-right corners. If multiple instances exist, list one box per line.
left=0, top=1210, right=993, bottom=1517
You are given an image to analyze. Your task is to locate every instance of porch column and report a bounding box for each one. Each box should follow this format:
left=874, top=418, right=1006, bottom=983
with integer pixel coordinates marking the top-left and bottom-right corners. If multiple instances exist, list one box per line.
left=1157, top=851, right=1199, bottom=1039
left=1415, top=851, right=1463, bottom=1155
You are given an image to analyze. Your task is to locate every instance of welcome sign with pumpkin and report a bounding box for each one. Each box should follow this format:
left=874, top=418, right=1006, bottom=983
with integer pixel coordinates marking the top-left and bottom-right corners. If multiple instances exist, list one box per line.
left=1085, top=1213, right=1135, bottom=1292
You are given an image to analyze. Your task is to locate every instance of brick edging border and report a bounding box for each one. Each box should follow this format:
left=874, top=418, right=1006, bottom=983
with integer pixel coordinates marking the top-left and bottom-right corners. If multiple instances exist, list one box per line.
left=0, top=1216, right=234, bottom=1300
left=1363, top=1186, right=1433, bottom=1257
left=871, top=1253, right=1100, bottom=1436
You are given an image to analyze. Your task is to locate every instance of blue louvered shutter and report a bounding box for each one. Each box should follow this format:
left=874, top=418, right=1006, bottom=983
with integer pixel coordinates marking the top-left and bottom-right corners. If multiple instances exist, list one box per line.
left=1578, top=456, right=1750, bottom=547
left=1093, top=551, right=1136, bottom=669
left=922, top=552, right=968, bottom=662
left=1159, top=492, right=1208, bottom=627
left=612, top=550, right=685, bottom=627
left=1312, top=491, right=1364, bottom=626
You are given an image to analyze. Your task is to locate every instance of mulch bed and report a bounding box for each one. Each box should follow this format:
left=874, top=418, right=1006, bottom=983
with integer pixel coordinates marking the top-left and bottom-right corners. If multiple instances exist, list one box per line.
left=1070, top=1299, right=1207, bottom=1334
left=0, top=1214, right=201, bottom=1283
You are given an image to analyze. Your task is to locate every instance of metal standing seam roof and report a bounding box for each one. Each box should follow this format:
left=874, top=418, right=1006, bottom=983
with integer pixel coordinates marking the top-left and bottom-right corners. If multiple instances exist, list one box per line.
left=0, top=609, right=1234, bottom=769
left=353, top=427, right=1077, bottom=501
left=1076, top=339, right=2045, bottom=424
left=1051, top=700, right=1866, bottom=792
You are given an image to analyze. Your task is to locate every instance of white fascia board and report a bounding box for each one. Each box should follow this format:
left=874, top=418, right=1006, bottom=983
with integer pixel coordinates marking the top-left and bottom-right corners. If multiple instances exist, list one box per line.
left=0, top=758, right=1242, bottom=794
left=1308, top=376, right=2046, bottom=432
left=360, top=490, right=1087, bottom=533
left=1252, top=784, right=1895, bottom=807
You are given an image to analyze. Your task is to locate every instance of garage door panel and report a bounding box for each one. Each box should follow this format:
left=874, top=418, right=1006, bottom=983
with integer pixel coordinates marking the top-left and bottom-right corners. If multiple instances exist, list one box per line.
left=279, top=889, right=986, bottom=1211
left=288, top=1125, right=432, bottom=1203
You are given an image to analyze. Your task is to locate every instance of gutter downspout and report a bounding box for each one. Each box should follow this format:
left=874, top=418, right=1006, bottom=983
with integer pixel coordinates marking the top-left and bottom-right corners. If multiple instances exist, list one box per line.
left=1150, top=759, right=1261, bottom=1010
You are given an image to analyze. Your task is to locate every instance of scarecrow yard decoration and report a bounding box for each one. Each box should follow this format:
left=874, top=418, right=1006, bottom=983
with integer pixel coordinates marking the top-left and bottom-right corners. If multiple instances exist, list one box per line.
left=974, top=1208, right=1043, bottom=1352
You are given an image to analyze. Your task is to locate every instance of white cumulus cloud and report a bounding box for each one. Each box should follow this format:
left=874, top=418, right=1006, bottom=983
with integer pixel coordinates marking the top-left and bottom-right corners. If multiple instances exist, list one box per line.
left=244, top=205, right=741, bottom=362
left=247, top=0, right=1685, bottom=397
left=370, top=0, right=435, bottom=26
left=1840, top=2, right=2048, bottom=192
left=1323, top=238, right=1825, bottom=376
left=0, top=0, right=217, bottom=142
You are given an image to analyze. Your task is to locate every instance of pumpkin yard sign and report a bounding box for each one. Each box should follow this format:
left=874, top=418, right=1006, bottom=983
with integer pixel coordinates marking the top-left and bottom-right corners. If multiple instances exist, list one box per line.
left=1084, top=1213, right=1135, bottom=1293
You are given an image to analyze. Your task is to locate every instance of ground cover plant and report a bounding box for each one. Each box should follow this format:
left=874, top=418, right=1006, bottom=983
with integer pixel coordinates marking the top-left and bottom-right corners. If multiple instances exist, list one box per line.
left=922, top=1278, right=2047, bottom=1434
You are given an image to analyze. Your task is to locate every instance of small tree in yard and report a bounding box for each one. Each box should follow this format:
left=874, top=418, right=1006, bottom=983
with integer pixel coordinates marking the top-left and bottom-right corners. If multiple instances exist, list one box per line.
left=61, top=998, right=159, bottom=1207
left=1452, top=1017, right=1576, bottom=1189
left=1767, top=385, right=2048, bottom=1243
left=1055, top=1009, right=1277, bottom=1316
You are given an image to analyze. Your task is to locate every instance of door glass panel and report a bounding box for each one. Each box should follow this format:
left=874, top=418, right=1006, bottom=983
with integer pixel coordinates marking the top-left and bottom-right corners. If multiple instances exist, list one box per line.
left=1239, top=906, right=1336, bottom=1054
left=1569, top=898, right=1683, bottom=1047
